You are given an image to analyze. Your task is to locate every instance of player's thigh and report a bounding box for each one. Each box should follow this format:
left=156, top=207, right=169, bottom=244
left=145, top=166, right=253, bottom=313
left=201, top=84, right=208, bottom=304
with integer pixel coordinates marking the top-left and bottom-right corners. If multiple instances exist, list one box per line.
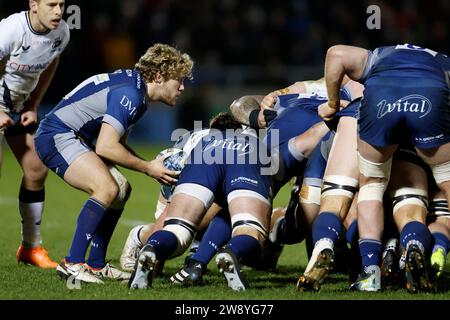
left=389, top=160, right=428, bottom=192
left=6, top=132, right=48, bottom=180
left=166, top=192, right=207, bottom=227
left=63, top=151, right=116, bottom=195
left=416, top=142, right=450, bottom=201
left=389, top=160, right=428, bottom=228
left=228, top=196, right=271, bottom=235
left=226, top=163, right=271, bottom=213
left=357, top=138, right=398, bottom=168
left=324, top=117, right=358, bottom=178
left=416, top=141, right=450, bottom=166
left=171, top=163, right=222, bottom=225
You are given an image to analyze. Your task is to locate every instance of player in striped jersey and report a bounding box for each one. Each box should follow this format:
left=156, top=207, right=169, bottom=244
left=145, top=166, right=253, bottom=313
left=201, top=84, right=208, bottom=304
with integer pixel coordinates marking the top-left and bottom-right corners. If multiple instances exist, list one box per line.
left=0, top=0, right=70, bottom=269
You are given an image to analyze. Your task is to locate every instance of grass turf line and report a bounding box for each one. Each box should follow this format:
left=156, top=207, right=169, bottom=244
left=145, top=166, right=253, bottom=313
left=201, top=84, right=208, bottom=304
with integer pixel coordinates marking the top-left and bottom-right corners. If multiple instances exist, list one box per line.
left=0, top=146, right=449, bottom=299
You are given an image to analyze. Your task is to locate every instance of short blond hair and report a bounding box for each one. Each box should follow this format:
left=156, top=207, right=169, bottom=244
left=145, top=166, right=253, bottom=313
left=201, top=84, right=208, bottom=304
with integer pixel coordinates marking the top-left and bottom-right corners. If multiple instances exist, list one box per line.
left=135, top=43, right=193, bottom=82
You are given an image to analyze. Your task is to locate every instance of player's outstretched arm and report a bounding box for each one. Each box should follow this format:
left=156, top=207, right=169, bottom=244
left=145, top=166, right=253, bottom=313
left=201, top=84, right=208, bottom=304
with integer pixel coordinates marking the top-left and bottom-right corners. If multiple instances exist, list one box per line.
left=96, top=123, right=178, bottom=185
left=321, top=45, right=368, bottom=120
left=260, top=78, right=327, bottom=110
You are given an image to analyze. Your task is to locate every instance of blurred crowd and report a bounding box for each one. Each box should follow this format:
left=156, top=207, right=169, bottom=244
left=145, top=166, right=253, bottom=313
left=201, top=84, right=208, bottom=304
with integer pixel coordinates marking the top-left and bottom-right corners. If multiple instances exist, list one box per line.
left=1, top=0, right=449, bottom=132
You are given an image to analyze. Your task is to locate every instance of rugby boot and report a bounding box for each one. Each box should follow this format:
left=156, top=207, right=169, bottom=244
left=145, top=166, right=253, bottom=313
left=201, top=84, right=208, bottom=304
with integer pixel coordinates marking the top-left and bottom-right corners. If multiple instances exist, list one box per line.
left=216, top=247, right=248, bottom=291
left=430, top=247, right=446, bottom=280
left=349, top=265, right=381, bottom=292
left=381, top=248, right=401, bottom=289
left=405, top=244, right=432, bottom=293
left=128, top=244, right=157, bottom=289
left=170, top=258, right=207, bottom=285
left=17, top=243, right=58, bottom=269
left=56, top=259, right=104, bottom=284
left=88, top=263, right=131, bottom=281
left=297, top=239, right=335, bottom=292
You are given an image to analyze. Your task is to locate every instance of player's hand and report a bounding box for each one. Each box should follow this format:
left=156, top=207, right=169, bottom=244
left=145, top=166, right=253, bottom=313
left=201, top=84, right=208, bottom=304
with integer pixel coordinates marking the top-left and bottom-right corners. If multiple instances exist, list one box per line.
left=20, top=110, right=37, bottom=127
left=318, top=102, right=339, bottom=121
left=260, top=92, right=277, bottom=110
left=0, top=111, right=13, bottom=130
left=257, top=109, right=277, bottom=128
left=146, top=156, right=179, bottom=185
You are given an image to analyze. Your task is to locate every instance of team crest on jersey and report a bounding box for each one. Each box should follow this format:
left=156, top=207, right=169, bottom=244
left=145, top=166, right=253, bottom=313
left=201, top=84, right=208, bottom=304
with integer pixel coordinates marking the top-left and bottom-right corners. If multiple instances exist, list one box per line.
left=52, top=37, right=62, bottom=49
left=51, top=37, right=62, bottom=53
left=376, top=95, right=432, bottom=119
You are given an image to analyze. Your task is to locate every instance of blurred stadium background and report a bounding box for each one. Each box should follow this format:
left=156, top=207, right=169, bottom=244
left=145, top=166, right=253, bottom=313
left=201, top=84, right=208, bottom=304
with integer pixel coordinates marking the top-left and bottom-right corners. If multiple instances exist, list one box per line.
left=1, top=0, right=450, bottom=301
left=1, top=0, right=449, bottom=145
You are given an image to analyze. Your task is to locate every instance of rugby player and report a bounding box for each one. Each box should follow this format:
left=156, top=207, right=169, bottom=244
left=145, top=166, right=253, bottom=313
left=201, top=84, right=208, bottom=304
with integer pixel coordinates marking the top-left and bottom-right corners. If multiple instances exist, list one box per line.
left=319, top=44, right=450, bottom=293
left=168, top=78, right=363, bottom=286
left=128, top=113, right=274, bottom=291
left=34, top=43, right=193, bottom=283
left=0, top=0, right=69, bottom=269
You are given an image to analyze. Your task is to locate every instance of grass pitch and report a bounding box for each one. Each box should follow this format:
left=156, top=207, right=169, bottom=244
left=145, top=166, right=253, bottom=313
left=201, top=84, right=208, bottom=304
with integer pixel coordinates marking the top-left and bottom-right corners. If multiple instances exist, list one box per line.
left=0, top=145, right=449, bottom=300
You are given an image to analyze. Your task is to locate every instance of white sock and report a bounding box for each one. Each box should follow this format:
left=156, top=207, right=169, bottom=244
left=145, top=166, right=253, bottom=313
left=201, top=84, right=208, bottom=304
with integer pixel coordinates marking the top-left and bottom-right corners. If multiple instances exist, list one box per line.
left=131, top=225, right=144, bottom=247
left=19, top=201, right=44, bottom=248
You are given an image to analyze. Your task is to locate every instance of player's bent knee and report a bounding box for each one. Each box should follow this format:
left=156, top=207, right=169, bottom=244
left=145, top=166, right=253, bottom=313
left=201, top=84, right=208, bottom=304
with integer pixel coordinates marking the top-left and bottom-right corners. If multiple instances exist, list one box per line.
left=391, top=188, right=428, bottom=226
left=300, top=184, right=321, bottom=206
left=173, top=183, right=215, bottom=209
left=358, top=182, right=387, bottom=203
left=109, top=166, right=131, bottom=209
left=321, top=175, right=358, bottom=199
left=430, top=160, right=450, bottom=185
left=232, top=226, right=264, bottom=243
left=163, top=217, right=197, bottom=258
left=320, top=175, right=358, bottom=215
left=358, top=155, right=391, bottom=203
left=231, top=213, right=268, bottom=244
left=320, top=196, right=352, bottom=218
left=391, top=187, right=428, bottom=213
left=93, top=180, right=120, bottom=207
left=227, top=190, right=271, bottom=206
left=358, top=152, right=393, bottom=180
left=23, top=164, right=48, bottom=184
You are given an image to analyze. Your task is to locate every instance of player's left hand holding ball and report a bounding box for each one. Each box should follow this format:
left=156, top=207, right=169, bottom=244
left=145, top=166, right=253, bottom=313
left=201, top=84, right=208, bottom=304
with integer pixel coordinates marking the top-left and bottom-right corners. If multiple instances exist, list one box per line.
left=146, top=156, right=179, bottom=185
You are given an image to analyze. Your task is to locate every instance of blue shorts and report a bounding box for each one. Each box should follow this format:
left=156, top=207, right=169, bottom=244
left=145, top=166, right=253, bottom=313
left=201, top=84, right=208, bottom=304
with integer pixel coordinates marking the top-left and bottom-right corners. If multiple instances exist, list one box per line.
left=3, top=113, right=38, bottom=137
left=35, top=121, right=92, bottom=179
left=303, top=133, right=334, bottom=186
left=177, top=132, right=272, bottom=207
left=278, top=140, right=306, bottom=177
left=359, top=77, right=450, bottom=149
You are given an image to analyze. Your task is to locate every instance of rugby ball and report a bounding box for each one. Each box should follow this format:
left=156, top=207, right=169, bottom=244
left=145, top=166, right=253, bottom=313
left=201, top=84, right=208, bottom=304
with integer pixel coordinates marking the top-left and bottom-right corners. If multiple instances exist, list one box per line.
left=156, top=147, right=186, bottom=174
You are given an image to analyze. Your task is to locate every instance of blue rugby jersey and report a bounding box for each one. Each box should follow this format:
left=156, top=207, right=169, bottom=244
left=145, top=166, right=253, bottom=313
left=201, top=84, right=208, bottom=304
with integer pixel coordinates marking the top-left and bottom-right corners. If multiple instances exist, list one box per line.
left=359, top=44, right=450, bottom=86
left=38, top=69, right=148, bottom=143
left=266, top=88, right=352, bottom=147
